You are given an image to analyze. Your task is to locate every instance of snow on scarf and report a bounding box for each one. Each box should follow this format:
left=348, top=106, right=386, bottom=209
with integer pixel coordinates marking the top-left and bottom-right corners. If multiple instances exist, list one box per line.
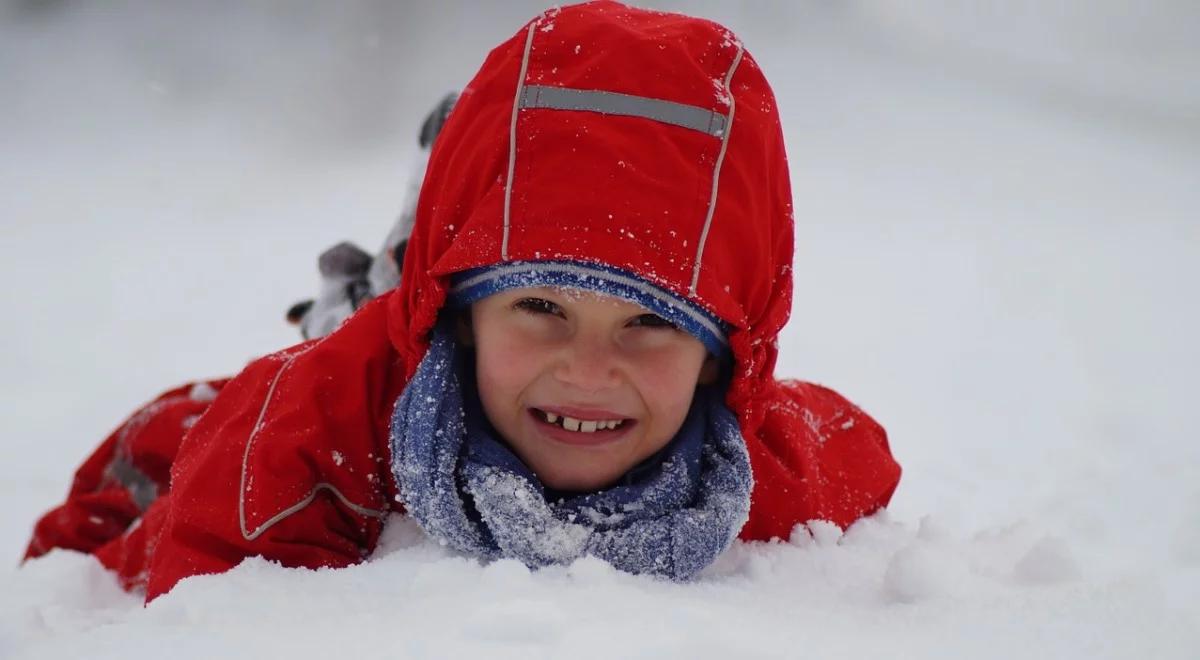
left=390, top=325, right=752, bottom=579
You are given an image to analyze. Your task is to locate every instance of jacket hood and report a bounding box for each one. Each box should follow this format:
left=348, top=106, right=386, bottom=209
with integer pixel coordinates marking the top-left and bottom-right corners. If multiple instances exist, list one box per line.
left=387, top=0, right=794, bottom=420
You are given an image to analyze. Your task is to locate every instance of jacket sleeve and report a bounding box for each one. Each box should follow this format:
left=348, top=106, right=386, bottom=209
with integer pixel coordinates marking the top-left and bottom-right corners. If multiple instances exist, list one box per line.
left=142, top=311, right=402, bottom=602
left=739, top=380, right=901, bottom=541
left=24, top=380, right=227, bottom=561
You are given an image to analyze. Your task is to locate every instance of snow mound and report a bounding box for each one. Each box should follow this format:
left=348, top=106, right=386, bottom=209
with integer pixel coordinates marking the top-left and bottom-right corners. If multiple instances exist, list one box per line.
left=4, top=514, right=1196, bottom=660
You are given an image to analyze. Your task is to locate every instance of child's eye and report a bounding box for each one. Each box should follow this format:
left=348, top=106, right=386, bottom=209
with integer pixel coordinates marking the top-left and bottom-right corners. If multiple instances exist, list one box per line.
left=514, top=297, right=564, bottom=317
left=628, top=313, right=677, bottom=330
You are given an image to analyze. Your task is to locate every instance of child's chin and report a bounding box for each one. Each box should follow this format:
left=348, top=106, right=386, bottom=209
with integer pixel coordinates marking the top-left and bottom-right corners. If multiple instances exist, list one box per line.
left=538, top=469, right=622, bottom=493
left=523, top=452, right=626, bottom=492
left=510, top=421, right=641, bottom=492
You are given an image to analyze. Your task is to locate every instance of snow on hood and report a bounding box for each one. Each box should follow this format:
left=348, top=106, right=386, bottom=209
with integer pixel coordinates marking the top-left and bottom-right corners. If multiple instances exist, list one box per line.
left=385, top=1, right=795, bottom=420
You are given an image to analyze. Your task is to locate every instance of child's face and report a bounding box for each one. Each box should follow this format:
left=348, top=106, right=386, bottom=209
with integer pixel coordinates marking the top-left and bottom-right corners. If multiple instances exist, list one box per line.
left=468, top=286, right=715, bottom=492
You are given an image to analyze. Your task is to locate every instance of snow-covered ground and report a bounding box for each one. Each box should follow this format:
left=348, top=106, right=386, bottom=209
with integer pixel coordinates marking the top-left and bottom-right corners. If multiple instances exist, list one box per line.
left=2, top=1, right=1197, bottom=658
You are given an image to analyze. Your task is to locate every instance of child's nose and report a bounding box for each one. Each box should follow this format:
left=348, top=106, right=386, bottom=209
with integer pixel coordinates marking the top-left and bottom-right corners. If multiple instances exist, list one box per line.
left=553, top=334, right=622, bottom=393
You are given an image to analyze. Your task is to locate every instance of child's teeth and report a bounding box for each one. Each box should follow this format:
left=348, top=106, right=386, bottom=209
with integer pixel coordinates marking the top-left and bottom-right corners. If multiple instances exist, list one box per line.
left=544, top=412, right=624, bottom=432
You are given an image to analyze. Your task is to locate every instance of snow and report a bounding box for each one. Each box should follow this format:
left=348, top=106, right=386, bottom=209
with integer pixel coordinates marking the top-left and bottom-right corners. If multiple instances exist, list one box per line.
left=3, top=515, right=1191, bottom=659
left=188, top=382, right=218, bottom=403
left=2, top=1, right=1198, bottom=659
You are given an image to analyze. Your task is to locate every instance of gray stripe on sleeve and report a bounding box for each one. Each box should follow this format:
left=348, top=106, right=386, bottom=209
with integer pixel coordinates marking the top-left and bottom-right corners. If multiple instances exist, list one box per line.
left=105, top=455, right=159, bottom=512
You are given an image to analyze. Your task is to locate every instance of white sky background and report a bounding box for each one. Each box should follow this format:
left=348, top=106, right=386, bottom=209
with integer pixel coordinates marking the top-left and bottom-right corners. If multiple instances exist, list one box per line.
left=1, top=1, right=1198, bottom=657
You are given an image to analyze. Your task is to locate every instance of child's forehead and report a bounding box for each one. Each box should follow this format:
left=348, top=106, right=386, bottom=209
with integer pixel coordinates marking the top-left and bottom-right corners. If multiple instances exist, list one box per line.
left=501, top=285, right=647, bottom=310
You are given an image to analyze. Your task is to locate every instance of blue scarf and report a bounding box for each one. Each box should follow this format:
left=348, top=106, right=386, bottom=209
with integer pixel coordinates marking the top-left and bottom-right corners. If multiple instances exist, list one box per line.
left=390, top=327, right=753, bottom=579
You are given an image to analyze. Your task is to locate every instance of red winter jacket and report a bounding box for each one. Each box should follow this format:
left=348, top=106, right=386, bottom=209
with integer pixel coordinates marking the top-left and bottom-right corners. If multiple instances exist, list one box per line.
left=26, top=1, right=900, bottom=601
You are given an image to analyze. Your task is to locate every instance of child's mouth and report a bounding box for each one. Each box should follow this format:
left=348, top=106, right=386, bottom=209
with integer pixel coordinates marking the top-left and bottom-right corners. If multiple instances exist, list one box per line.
left=529, top=408, right=633, bottom=436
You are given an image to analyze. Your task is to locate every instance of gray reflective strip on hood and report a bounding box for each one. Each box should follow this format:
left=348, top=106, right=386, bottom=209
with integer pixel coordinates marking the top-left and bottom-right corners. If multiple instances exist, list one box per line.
left=519, top=85, right=729, bottom=137
left=690, top=44, right=744, bottom=295
left=502, top=21, right=539, bottom=261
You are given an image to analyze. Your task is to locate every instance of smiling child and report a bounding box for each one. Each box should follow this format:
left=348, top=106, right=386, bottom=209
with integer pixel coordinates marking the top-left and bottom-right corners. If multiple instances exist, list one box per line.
left=25, top=1, right=900, bottom=600
left=465, top=286, right=717, bottom=492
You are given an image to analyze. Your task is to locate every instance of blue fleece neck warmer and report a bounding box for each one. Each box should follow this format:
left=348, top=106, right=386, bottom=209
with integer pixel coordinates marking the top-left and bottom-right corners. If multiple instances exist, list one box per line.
left=390, top=326, right=753, bottom=579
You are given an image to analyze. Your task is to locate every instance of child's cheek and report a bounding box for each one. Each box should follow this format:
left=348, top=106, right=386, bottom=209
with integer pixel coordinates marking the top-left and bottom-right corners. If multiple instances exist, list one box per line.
left=478, top=329, right=546, bottom=398
left=630, top=345, right=705, bottom=410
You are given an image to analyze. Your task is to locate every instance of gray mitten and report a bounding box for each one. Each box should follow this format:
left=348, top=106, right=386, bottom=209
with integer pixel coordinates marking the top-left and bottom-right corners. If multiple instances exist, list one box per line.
left=286, top=91, right=458, bottom=340
left=286, top=242, right=374, bottom=340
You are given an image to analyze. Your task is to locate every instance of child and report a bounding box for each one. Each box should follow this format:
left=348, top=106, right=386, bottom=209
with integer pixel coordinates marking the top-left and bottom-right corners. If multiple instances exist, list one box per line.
left=25, top=1, right=900, bottom=601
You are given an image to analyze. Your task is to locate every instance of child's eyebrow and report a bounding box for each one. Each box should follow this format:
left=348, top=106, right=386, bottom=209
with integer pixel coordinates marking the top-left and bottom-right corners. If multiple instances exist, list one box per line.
left=546, top=287, right=657, bottom=313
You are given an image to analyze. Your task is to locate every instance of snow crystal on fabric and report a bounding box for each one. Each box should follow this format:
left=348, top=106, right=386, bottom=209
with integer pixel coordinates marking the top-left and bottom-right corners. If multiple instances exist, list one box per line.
left=390, top=325, right=752, bottom=579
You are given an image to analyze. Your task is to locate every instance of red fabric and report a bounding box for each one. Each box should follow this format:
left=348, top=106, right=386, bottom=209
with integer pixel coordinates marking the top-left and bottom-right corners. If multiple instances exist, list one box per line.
left=24, top=380, right=227, bottom=564
left=28, top=1, right=899, bottom=601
